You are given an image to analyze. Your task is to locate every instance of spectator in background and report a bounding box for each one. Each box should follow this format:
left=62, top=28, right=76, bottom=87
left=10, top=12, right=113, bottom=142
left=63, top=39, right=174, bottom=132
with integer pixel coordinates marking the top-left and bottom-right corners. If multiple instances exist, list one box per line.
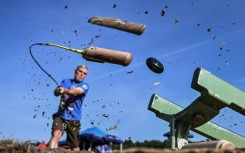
left=37, top=141, right=47, bottom=149
left=95, top=142, right=112, bottom=153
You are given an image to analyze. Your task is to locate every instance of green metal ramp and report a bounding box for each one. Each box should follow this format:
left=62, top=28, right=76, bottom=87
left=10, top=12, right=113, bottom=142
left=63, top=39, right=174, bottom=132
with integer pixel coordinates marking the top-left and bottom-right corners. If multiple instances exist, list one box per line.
left=148, top=67, right=245, bottom=149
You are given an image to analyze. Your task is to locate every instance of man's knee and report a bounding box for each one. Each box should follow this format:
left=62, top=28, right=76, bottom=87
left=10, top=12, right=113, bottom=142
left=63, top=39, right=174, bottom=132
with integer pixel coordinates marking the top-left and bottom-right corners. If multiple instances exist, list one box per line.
left=52, top=130, right=62, bottom=139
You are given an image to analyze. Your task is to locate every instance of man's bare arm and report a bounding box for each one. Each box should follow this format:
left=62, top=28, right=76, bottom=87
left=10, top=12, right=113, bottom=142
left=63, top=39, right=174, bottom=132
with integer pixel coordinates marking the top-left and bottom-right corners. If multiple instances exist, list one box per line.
left=54, top=86, right=84, bottom=97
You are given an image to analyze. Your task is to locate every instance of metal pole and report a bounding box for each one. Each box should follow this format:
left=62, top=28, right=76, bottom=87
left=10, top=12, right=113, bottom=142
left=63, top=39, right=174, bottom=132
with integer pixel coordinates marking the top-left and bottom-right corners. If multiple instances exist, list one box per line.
left=120, top=143, right=123, bottom=152
left=170, top=116, right=176, bottom=149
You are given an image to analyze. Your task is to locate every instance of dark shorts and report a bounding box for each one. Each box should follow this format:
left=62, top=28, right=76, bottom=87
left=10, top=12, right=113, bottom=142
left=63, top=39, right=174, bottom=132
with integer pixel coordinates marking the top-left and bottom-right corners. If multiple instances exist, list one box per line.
left=52, top=115, right=81, bottom=148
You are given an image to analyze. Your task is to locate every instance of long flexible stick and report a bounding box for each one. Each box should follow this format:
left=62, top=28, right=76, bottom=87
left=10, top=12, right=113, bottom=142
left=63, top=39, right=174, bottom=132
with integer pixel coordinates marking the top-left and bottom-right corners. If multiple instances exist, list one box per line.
left=29, top=43, right=59, bottom=86
left=45, top=43, right=84, bottom=54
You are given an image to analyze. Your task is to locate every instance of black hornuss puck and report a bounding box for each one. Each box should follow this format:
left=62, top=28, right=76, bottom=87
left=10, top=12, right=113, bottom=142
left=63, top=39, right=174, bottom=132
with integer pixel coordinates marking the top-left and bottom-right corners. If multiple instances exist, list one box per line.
left=146, top=57, right=164, bottom=74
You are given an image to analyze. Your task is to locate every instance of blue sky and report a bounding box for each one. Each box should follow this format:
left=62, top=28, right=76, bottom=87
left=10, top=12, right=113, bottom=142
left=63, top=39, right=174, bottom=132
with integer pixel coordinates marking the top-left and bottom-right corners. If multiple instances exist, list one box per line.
left=0, top=0, right=245, bottom=143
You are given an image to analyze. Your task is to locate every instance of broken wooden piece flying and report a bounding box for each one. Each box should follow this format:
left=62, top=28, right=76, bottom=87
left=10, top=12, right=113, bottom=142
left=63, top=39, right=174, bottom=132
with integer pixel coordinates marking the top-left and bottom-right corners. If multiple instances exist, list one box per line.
left=88, top=16, right=145, bottom=35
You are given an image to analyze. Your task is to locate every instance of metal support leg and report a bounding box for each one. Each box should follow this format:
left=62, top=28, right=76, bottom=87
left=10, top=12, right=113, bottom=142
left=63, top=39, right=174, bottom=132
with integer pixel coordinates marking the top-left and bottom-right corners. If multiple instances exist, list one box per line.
left=170, top=116, right=176, bottom=149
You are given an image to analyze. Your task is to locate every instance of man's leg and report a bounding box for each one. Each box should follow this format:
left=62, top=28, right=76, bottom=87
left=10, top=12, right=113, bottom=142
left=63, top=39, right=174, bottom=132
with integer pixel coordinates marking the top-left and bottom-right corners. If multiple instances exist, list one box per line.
left=66, top=120, right=81, bottom=151
left=49, top=116, right=65, bottom=149
left=49, top=130, right=63, bottom=149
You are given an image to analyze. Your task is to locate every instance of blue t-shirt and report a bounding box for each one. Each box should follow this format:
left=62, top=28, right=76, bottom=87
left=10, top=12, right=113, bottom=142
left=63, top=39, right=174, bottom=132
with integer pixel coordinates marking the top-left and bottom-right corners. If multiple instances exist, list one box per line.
left=56, top=78, right=89, bottom=121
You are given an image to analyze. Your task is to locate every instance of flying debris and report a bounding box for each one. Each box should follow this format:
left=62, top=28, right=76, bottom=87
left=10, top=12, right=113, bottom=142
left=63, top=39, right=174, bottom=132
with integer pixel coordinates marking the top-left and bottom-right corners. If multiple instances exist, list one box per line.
left=153, top=81, right=160, bottom=86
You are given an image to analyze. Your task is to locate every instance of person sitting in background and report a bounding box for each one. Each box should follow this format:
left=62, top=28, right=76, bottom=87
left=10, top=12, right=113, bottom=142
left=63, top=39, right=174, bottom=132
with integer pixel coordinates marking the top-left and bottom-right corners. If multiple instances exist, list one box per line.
left=37, top=141, right=47, bottom=149
left=95, top=143, right=112, bottom=153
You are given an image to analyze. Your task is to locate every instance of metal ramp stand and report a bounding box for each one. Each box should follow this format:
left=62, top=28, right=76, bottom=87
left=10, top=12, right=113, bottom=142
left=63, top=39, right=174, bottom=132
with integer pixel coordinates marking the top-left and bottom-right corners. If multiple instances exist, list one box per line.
left=148, top=67, right=245, bottom=149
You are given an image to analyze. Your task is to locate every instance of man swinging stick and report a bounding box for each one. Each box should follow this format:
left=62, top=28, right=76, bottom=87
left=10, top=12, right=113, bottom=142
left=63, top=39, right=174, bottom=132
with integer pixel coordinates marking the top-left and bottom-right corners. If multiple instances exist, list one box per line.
left=48, top=64, right=89, bottom=151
